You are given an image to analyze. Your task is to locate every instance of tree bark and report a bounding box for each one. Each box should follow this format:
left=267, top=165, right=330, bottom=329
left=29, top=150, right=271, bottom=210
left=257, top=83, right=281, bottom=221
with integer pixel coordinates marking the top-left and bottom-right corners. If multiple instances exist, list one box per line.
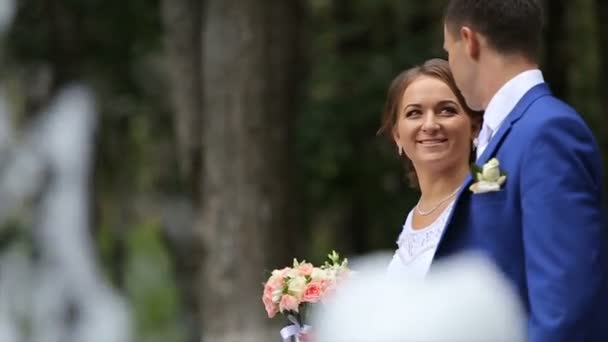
left=198, top=0, right=302, bottom=340
left=161, top=0, right=203, bottom=195
left=159, top=198, right=202, bottom=342
left=160, top=1, right=204, bottom=341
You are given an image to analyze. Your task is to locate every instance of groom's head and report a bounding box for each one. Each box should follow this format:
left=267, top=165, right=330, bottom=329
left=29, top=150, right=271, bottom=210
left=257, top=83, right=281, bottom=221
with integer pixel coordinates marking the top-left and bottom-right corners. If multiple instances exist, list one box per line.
left=442, top=0, right=544, bottom=110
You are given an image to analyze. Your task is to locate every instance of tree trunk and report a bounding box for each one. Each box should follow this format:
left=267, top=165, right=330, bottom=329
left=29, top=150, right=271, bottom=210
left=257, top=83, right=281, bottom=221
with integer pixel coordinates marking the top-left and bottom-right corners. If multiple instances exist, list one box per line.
left=159, top=198, right=202, bottom=342
left=161, top=0, right=203, bottom=195
left=198, top=0, right=302, bottom=340
left=160, top=1, right=204, bottom=341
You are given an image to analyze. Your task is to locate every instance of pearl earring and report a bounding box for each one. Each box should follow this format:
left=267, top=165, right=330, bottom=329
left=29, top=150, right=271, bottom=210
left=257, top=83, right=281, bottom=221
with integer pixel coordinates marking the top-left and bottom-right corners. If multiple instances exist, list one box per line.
left=398, top=146, right=404, bottom=156
left=473, top=137, right=479, bottom=148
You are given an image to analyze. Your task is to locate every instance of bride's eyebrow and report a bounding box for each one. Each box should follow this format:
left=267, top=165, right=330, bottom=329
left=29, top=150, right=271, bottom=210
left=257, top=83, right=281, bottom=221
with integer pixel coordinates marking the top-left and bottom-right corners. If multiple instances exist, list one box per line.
left=435, top=100, right=458, bottom=107
left=403, top=104, right=421, bottom=112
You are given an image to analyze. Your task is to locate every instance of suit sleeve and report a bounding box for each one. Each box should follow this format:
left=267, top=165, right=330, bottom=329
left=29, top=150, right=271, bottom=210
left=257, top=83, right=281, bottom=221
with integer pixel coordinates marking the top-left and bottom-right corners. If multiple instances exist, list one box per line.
left=521, top=115, right=606, bottom=342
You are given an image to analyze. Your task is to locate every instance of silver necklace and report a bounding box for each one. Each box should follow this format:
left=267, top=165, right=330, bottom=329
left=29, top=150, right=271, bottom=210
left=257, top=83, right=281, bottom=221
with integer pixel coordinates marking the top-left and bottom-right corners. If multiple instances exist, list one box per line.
left=415, top=186, right=460, bottom=216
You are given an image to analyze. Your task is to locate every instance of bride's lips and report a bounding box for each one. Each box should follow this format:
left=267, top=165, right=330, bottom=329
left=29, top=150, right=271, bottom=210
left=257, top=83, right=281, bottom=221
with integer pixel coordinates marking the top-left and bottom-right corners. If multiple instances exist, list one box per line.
left=417, top=138, right=448, bottom=146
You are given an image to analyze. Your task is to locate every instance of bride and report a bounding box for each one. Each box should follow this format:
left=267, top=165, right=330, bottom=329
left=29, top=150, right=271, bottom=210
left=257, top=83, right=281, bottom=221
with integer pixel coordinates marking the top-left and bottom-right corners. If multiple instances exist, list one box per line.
left=377, top=58, right=482, bottom=279
left=298, top=59, right=481, bottom=342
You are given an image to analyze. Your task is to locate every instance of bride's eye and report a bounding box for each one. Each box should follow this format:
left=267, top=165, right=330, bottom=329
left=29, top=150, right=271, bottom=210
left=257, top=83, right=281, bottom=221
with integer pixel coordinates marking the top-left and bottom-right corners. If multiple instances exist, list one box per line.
left=405, top=109, right=421, bottom=118
left=439, top=106, right=458, bottom=116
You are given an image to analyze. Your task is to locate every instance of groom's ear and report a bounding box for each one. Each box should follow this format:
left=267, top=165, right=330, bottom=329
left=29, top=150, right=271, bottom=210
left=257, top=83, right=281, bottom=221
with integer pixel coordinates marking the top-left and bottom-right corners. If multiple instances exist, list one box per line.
left=460, top=27, right=480, bottom=60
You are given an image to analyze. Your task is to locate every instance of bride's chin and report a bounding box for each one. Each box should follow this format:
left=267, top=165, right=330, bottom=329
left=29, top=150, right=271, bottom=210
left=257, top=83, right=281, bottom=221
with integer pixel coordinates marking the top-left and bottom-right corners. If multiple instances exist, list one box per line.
left=414, top=154, right=450, bottom=166
left=414, top=157, right=462, bottom=173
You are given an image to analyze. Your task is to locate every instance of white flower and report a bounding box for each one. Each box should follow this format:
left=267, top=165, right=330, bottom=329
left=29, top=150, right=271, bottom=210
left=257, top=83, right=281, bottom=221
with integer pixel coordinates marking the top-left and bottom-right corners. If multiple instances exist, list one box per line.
left=310, top=268, right=328, bottom=281
left=470, top=158, right=507, bottom=194
left=470, top=181, right=501, bottom=194
left=272, top=288, right=283, bottom=304
left=481, top=158, right=501, bottom=182
left=287, top=276, right=308, bottom=298
left=285, top=268, right=300, bottom=279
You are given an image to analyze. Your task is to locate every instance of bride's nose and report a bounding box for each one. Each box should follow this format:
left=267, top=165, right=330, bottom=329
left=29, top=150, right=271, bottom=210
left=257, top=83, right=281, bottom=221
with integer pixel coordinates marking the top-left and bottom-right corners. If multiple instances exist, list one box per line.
left=421, top=112, right=440, bottom=132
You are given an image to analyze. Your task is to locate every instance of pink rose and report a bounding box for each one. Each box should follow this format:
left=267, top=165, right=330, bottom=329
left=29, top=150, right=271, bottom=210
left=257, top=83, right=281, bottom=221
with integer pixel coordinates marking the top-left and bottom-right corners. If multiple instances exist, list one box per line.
left=279, top=294, right=300, bottom=313
left=263, top=277, right=283, bottom=318
left=263, top=284, right=275, bottom=302
left=302, top=280, right=325, bottom=303
left=272, top=267, right=291, bottom=278
left=265, top=275, right=284, bottom=293
left=297, top=263, right=315, bottom=276
left=263, top=292, right=279, bottom=318
left=264, top=276, right=285, bottom=306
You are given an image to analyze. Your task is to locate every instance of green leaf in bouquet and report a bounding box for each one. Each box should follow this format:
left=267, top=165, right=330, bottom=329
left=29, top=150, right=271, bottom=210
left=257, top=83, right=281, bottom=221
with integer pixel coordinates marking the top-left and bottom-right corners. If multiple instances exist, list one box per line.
left=470, top=162, right=483, bottom=181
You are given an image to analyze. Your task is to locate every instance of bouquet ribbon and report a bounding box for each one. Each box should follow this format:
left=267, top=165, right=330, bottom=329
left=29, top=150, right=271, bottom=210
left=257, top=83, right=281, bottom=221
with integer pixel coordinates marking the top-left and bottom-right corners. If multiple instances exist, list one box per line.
left=280, top=314, right=311, bottom=342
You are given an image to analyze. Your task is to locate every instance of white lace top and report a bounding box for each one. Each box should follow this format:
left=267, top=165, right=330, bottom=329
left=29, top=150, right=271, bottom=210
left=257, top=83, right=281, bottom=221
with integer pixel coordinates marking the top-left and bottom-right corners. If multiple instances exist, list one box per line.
left=386, top=201, right=455, bottom=280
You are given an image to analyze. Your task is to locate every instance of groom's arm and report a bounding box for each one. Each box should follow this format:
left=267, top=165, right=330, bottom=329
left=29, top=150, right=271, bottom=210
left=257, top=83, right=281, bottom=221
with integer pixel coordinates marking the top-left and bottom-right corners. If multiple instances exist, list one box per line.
left=521, top=113, right=607, bottom=342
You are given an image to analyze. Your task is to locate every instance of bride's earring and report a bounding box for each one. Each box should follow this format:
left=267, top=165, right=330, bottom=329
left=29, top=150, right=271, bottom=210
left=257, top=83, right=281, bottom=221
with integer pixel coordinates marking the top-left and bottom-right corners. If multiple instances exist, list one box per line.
left=472, top=137, right=479, bottom=148
left=398, top=146, right=404, bottom=156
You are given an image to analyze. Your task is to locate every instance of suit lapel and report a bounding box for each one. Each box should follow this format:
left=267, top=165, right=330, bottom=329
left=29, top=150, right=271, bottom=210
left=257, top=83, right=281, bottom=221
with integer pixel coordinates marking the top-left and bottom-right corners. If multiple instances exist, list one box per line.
left=477, top=83, right=551, bottom=165
left=433, top=83, right=552, bottom=257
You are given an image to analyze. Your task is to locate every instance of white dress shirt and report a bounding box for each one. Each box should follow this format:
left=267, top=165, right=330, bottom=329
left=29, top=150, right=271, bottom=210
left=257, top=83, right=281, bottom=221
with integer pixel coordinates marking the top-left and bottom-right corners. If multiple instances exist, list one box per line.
left=476, top=69, right=545, bottom=159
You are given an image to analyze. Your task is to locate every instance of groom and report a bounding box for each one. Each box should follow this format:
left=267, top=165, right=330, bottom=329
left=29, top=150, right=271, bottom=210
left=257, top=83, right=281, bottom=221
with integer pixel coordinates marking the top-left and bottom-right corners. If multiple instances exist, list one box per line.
left=436, top=0, right=608, bottom=341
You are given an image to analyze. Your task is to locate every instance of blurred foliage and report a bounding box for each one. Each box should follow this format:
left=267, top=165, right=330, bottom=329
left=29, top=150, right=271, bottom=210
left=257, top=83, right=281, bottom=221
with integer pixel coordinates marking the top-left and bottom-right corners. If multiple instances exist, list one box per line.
left=125, top=224, right=185, bottom=342
left=3, top=0, right=606, bottom=340
left=97, top=221, right=186, bottom=342
left=297, top=0, right=447, bottom=261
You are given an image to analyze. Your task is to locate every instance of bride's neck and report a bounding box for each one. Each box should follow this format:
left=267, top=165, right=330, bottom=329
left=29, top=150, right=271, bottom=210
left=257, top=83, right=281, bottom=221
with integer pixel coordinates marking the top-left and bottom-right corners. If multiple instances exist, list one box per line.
left=416, top=164, right=469, bottom=202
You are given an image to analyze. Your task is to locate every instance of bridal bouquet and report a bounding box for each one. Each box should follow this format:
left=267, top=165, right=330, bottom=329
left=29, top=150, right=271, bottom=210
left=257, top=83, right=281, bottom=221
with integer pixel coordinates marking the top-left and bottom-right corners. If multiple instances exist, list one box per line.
left=262, top=251, right=350, bottom=341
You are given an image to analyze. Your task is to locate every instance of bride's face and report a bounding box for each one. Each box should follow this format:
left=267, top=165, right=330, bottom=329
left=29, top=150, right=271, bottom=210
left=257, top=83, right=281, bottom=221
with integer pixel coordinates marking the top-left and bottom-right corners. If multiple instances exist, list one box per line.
left=393, top=75, right=475, bottom=173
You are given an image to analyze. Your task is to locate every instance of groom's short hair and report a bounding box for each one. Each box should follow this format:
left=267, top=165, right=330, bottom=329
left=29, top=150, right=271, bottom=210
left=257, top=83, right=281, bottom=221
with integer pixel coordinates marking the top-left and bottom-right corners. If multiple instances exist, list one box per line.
left=444, top=0, right=544, bottom=61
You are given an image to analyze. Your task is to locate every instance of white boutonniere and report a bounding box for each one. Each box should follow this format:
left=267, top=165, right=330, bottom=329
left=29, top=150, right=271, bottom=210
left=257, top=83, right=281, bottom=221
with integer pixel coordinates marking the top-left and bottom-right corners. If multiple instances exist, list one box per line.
left=469, top=158, right=507, bottom=194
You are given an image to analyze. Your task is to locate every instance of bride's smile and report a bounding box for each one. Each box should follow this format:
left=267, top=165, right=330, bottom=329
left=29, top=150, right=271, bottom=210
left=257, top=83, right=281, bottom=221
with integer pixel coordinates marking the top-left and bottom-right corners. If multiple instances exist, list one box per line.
left=393, top=75, right=478, bottom=172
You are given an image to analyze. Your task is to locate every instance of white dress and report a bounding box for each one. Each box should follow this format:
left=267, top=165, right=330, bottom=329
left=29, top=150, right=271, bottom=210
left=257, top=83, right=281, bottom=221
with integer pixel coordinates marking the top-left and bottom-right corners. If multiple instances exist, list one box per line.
left=386, top=201, right=455, bottom=279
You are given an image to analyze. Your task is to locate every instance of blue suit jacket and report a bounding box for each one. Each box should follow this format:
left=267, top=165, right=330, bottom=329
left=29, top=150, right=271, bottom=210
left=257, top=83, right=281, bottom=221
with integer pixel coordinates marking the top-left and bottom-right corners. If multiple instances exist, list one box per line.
left=434, top=83, right=608, bottom=341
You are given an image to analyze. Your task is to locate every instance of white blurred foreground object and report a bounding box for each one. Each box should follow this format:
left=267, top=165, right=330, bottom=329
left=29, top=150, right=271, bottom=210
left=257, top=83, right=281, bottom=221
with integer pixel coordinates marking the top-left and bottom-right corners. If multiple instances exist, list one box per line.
left=0, top=86, right=130, bottom=342
left=0, top=0, right=15, bottom=33
left=313, top=252, right=525, bottom=342
left=0, top=7, right=129, bottom=341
